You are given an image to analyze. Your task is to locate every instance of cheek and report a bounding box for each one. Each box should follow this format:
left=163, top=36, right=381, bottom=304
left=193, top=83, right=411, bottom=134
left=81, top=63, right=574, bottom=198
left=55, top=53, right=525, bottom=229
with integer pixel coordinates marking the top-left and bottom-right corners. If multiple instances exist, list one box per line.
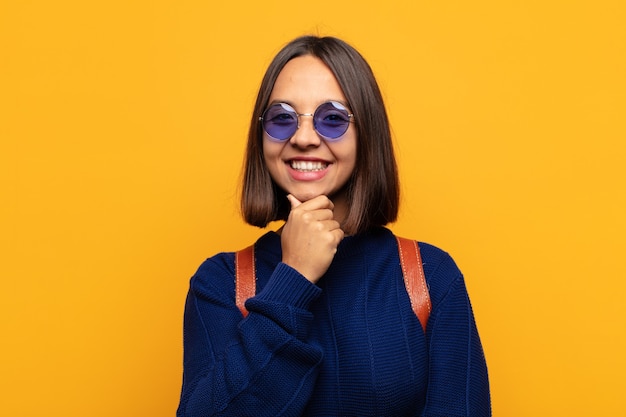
left=334, top=134, right=358, bottom=165
left=261, top=140, right=285, bottom=180
left=262, top=140, right=282, bottom=162
left=345, top=136, right=358, bottom=174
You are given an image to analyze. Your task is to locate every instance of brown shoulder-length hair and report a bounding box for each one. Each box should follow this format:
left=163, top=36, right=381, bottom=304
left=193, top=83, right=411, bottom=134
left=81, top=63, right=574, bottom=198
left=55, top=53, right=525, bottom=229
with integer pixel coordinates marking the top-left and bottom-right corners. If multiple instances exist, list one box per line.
left=241, top=36, right=399, bottom=235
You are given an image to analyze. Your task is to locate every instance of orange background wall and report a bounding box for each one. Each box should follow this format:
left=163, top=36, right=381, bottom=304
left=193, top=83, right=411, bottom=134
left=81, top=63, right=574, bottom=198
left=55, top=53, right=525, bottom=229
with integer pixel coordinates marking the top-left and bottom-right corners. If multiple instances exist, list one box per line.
left=1, top=1, right=625, bottom=415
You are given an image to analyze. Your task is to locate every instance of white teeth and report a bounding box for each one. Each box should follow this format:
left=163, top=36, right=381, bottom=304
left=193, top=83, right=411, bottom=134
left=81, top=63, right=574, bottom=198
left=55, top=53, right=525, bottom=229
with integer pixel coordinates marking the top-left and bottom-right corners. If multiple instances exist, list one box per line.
left=290, top=160, right=328, bottom=171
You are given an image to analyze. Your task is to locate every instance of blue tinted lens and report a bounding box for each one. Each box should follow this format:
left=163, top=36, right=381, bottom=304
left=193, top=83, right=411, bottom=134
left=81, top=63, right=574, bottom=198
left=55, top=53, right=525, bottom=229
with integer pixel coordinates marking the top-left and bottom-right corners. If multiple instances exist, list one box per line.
left=313, top=101, right=351, bottom=140
left=262, top=103, right=298, bottom=141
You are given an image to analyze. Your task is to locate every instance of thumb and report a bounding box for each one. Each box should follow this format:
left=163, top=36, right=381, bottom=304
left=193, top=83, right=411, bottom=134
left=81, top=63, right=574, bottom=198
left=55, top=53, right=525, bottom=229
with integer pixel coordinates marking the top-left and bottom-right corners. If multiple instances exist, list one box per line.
left=287, top=194, right=302, bottom=209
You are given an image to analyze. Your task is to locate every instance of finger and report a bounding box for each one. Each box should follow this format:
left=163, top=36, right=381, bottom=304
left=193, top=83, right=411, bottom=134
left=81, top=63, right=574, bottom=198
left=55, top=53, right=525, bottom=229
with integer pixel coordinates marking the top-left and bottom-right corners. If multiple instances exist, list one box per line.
left=297, top=195, right=335, bottom=211
left=319, top=219, right=343, bottom=232
left=328, top=225, right=345, bottom=244
left=287, top=194, right=302, bottom=209
left=299, top=208, right=334, bottom=222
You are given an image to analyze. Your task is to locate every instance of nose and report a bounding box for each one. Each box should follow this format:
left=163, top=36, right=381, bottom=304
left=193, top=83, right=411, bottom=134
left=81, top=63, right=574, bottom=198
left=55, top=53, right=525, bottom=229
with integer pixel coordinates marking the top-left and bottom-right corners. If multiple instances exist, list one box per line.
left=289, top=114, right=321, bottom=148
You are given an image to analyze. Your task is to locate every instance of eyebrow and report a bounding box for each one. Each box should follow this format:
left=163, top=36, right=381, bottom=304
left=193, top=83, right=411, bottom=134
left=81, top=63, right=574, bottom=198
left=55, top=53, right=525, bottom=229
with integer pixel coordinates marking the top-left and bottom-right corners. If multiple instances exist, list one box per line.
left=266, top=99, right=351, bottom=111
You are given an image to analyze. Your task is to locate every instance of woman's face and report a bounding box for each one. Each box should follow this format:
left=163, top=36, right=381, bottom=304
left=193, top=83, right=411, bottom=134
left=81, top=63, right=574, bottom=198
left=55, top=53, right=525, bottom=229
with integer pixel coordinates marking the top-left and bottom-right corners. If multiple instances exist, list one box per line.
left=262, top=55, right=357, bottom=205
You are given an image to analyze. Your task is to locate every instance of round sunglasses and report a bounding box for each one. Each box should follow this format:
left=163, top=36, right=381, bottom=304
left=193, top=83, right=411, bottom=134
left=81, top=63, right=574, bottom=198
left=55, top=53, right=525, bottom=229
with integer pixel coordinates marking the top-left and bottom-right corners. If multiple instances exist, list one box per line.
left=260, top=101, right=354, bottom=141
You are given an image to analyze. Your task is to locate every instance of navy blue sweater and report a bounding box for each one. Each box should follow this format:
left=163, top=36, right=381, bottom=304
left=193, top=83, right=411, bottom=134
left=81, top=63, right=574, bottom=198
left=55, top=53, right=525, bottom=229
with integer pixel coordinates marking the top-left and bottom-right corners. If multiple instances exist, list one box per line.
left=177, top=227, right=491, bottom=416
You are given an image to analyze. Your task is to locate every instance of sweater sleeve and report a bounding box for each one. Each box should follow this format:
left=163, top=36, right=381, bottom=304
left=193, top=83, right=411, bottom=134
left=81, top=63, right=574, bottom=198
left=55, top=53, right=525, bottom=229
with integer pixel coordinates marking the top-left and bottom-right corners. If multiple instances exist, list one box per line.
left=421, top=255, right=492, bottom=417
left=177, top=257, right=324, bottom=417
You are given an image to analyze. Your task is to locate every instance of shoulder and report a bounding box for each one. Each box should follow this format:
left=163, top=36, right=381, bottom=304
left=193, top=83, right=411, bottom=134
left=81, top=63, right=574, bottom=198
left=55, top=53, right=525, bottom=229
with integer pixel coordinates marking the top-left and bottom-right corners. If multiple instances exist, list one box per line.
left=374, top=228, right=464, bottom=300
left=416, top=241, right=465, bottom=309
left=380, top=229, right=466, bottom=310
left=189, top=231, right=281, bottom=296
left=194, top=251, right=236, bottom=277
left=189, top=252, right=237, bottom=297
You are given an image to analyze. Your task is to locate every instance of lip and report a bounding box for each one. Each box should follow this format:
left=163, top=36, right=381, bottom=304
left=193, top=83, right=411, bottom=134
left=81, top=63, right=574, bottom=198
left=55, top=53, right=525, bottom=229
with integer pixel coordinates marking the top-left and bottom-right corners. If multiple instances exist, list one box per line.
left=285, top=157, right=332, bottom=181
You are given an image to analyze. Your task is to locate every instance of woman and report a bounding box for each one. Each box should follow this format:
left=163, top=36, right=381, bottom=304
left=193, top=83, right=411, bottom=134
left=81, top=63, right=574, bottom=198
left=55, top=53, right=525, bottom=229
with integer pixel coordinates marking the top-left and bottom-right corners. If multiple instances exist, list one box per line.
left=177, top=36, right=491, bottom=416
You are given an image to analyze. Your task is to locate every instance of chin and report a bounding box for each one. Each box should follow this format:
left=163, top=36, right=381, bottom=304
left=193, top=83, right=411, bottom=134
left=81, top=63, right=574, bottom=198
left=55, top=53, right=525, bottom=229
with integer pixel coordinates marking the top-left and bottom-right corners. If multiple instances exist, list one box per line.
left=293, top=191, right=324, bottom=202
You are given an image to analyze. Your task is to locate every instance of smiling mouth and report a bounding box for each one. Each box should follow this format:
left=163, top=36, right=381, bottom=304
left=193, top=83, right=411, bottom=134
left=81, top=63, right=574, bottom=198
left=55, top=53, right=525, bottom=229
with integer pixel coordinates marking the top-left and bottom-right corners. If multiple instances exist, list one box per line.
left=289, top=160, right=329, bottom=172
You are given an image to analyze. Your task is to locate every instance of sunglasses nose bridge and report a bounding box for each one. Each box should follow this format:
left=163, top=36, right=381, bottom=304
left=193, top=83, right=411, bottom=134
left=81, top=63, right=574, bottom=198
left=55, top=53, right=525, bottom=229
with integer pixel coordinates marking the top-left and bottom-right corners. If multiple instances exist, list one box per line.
left=290, top=112, right=322, bottom=146
left=295, top=112, right=315, bottom=131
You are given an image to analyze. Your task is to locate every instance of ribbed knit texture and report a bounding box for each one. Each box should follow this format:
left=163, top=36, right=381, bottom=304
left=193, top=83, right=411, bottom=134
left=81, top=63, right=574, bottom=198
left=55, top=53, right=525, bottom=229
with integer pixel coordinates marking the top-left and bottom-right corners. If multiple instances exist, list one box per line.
left=177, top=227, right=491, bottom=416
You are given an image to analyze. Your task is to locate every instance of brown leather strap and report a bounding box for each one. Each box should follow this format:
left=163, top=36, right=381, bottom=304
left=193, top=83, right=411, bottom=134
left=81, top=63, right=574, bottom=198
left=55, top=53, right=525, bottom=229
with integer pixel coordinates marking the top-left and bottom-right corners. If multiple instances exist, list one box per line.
left=396, top=236, right=431, bottom=332
left=235, top=244, right=255, bottom=317
left=235, top=237, right=431, bottom=331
